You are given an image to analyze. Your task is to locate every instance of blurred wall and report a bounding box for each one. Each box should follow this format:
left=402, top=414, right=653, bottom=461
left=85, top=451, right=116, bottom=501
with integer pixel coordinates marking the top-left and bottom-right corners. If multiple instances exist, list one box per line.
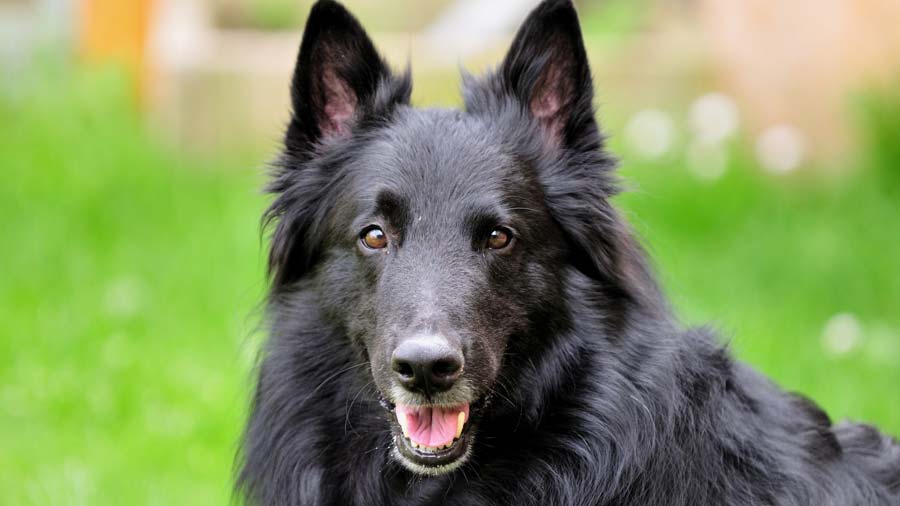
left=54, top=0, right=900, bottom=163
left=698, top=0, right=900, bottom=160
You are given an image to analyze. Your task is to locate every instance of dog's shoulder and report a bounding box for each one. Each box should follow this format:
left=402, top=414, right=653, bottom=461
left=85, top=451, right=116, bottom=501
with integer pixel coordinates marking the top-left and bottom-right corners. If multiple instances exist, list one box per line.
left=663, top=328, right=900, bottom=504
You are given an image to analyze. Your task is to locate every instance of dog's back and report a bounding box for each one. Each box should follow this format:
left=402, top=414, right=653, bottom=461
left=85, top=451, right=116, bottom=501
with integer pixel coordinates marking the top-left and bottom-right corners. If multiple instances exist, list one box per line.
left=835, top=422, right=900, bottom=499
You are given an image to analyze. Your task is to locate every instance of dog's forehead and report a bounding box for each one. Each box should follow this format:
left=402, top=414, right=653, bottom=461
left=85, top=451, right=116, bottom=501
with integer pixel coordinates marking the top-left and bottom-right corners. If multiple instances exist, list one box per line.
left=357, top=108, right=526, bottom=208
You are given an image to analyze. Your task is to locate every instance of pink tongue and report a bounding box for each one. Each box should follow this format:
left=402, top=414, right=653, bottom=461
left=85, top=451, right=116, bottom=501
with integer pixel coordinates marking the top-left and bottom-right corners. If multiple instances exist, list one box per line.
left=396, top=404, right=469, bottom=447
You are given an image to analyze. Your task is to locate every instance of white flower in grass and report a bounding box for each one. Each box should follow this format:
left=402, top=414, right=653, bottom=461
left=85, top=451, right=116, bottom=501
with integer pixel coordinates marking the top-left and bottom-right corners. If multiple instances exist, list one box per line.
left=862, top=324, right=900, bottom=365
left=756, top=125, right=806, bottom=174
left=822, top=313, right=863, bottom=356
left=689, top=93, right=739, bottom=143
left=626, top=109, right=675, bottom=160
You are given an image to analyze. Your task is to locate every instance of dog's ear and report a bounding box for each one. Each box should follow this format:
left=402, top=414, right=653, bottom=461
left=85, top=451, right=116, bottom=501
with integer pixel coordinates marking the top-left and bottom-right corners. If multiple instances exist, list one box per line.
left=467, top=2, right=656, bottom=301
left=472, top=0, right=596, bottom=149
left=285, top=0, right=409, bottom=153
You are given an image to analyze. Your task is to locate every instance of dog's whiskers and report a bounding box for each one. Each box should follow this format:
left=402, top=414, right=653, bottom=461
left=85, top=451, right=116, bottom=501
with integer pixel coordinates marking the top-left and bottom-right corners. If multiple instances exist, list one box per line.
left=344, top=378, right=376, bottom=437
left=300, top=361, right=369, bottom=407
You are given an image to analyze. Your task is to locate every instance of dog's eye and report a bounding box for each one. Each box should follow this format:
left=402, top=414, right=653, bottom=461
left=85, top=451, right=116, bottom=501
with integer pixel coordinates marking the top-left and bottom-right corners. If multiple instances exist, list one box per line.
left=361, top=226, right=388, bottom=250
left=486, top=227, right=514, bottom=250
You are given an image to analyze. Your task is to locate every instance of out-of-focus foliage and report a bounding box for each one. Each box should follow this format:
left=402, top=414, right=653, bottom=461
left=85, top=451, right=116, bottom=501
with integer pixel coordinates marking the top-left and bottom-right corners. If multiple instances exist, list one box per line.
left=0, top=66, right=264, bottom=504
left=856, top=92, right=900, bottom=191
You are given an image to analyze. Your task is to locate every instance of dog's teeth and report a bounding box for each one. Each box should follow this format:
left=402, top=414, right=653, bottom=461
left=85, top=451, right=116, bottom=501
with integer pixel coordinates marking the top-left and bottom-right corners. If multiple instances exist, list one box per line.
left=455, top=411, right=466, bottom=439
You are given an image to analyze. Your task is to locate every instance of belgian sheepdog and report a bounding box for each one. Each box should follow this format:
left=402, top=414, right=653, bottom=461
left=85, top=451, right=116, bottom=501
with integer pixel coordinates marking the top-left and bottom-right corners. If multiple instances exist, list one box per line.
left=237, top=1, right=900, bottom=504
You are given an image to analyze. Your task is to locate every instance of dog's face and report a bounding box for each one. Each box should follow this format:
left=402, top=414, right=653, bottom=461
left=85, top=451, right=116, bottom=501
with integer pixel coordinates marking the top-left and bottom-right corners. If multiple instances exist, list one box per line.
left=266, top=0, right=617, bottom=475
left=335, top=112, right=570, bottom=473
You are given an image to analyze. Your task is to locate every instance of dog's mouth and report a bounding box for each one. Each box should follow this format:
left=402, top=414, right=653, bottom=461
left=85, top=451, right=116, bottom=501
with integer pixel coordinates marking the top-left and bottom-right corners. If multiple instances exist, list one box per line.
left=382, top=398, right=481, bottom=473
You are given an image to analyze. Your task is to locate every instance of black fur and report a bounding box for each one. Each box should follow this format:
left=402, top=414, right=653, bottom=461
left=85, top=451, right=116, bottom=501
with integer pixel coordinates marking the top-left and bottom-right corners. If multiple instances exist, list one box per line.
left=237, top=1, right=900, bottom=504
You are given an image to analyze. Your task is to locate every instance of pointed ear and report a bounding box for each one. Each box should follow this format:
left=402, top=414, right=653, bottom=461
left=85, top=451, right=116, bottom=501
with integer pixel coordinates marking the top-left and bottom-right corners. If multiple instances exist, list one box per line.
left=498, top=0, right=595, bottom=147
left=286, top=0, right=409, bottom=152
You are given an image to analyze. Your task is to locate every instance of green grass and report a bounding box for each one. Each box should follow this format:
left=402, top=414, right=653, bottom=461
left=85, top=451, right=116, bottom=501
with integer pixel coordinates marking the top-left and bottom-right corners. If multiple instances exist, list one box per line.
left=0, top=67, right=266, bottom=504
left=1, top=66, right=898, bottom=505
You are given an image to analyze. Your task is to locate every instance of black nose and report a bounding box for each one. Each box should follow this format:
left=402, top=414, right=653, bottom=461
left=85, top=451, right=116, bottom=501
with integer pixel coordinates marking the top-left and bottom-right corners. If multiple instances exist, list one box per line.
left=391, top=337, right=464, bottom=397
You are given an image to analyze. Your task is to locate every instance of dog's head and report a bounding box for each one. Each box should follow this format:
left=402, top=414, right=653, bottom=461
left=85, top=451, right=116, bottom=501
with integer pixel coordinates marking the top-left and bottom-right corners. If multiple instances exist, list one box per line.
left=265, top=0, right=638, bottom=475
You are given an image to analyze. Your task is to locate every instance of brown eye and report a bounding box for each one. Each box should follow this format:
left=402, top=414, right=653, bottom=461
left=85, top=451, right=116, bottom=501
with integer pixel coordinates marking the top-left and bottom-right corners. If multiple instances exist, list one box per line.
left=361, top=226, right=388, bottom=250
left=487, top=227, right=513, bottom=250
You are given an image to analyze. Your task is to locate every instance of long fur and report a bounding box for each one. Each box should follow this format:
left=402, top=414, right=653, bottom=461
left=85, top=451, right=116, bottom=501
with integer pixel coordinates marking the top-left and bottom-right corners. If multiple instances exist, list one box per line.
left=237, top=1, right=900, bottom=505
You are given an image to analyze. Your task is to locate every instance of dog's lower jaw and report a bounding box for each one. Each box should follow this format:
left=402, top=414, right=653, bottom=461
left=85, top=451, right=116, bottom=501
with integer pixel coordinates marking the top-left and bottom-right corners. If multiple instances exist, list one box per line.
left=391, top=434, right=475, bottom=476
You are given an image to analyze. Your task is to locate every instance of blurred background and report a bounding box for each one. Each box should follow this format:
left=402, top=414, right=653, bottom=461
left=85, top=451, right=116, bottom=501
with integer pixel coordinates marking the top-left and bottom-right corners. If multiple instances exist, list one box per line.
left=2, top=0, right=899, bottom=503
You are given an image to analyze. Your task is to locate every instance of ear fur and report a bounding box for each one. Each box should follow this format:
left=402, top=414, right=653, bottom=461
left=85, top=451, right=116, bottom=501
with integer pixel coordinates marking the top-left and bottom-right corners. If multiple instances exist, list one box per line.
left=497, top=0, right=597, bottom=148
left=285, top=0, right=410, bottom=154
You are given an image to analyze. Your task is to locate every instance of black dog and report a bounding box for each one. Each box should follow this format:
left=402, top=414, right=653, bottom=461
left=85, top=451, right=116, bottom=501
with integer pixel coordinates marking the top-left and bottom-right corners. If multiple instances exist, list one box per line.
left=237, top=1, right=900, bottom=504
